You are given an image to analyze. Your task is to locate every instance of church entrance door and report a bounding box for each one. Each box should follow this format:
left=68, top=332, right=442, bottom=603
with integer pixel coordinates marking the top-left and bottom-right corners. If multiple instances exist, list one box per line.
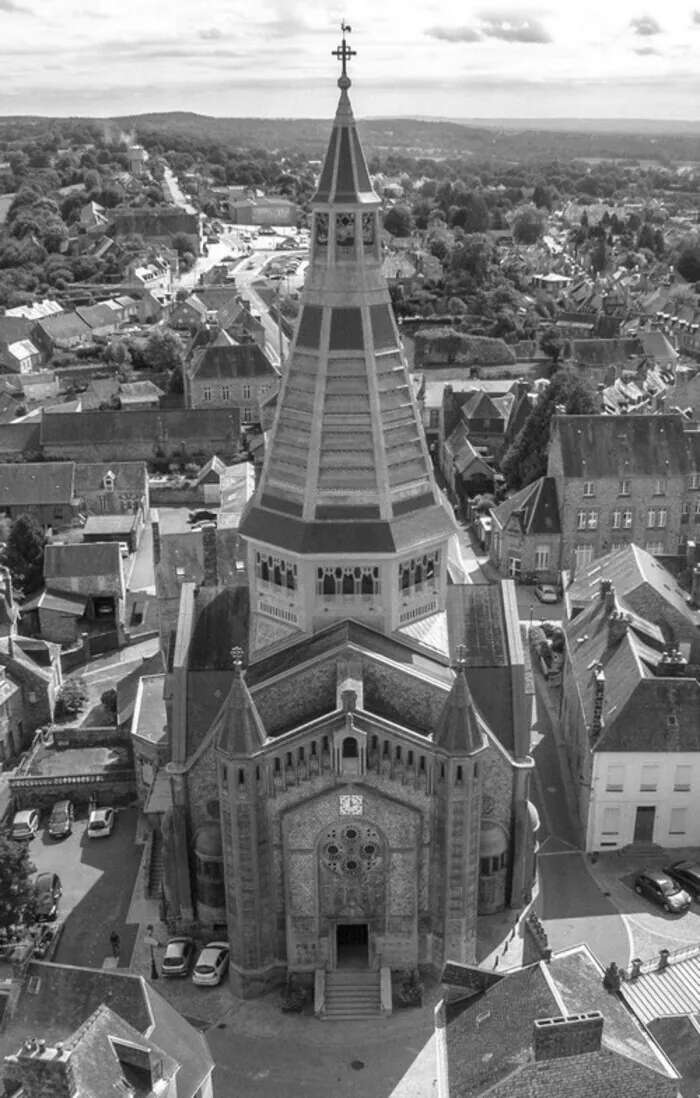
left=336, top=923, right=369, bottom=969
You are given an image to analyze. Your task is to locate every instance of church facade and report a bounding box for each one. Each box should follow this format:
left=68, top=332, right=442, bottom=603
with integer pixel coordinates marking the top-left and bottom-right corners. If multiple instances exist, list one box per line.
left=159, top=37, right=537, bottom=999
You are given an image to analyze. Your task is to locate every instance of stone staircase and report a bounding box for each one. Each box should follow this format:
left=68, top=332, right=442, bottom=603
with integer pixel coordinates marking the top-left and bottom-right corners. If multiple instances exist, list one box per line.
left=322, top=969, right=382, bottom=1020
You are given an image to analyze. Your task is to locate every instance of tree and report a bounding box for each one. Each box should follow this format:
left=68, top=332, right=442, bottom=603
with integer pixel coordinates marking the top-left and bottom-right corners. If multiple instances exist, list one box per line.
left=171, top=232, right=193, bottom=257
left=539, top=325, right=568, bottom=363
left=590, top=237, right=609, bottom=275
left=501, top=368, right=599, bottom=491
left=54, top=677, right=89, bottom=722
left=512, top=204, right=546, bottom=245
left=383, top=205, right=413, bottom=238
left=676, top=244, right=700, bottom=284
left=3, top=514, right=45, bottom=596
left=142, top=329, right=184, bottom=372
left=0, top=836, right=36, bottom=931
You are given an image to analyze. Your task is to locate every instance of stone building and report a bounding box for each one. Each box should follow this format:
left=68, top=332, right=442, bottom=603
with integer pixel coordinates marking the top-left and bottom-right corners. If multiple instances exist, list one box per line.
left=158, top=43, right=537, bottom=1003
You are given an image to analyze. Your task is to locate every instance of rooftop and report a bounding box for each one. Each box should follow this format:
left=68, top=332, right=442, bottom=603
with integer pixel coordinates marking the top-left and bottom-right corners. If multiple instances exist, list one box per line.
left=132, top=673, right=168, bottom=746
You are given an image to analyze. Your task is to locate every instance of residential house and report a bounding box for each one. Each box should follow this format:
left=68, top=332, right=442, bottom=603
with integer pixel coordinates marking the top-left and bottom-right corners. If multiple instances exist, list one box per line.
left=565, top=543, right=700, bottom=671
left=78, top=200, right=108, bottom=230
left=185, top=335, right=277, bottom=425
left=548, top=413, right=700, bottom=573
left=5, top=300, right=62, bottom=323
left=0, top=462, right=77, bottom=529
left=40, top=408, right=241, bottom=465
left=73, top=461, right=149, bottom=521
left=111, top=206, right=202, bottom=256
left=559, top=578, right=700, bottom=851
left=32, top=312, right=92, bottom=355
left=227, top=194, right=297, bottom=226
left=0, top=317, right=34, bottom=372
left=169, top=295, right=208, bottom=331
left=440, top=386, right=516, bottom=467
left=0, top=635, right=62, bottom=736
left=1, top=339, right=42, bottom=375
left=437, top=944, right=679, bottom=1098
left=127, top=255, right=174, bottom=301
left=40, top=541, right=126, bottom=644
left=0, top=960, right=214, bottom=1098
left=75, top=300, right=122, bottom=337
left=417, top=377, right=521, bottom=446
left=0, top=666, right=23, bottom=765
left=490, top=477, right=562, bottom=582
left=442, top=423, right=498, bottom=510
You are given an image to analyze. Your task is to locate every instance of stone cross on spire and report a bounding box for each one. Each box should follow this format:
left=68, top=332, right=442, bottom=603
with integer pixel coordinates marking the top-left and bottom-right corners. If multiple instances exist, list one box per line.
left=454, top=644, right=468, bottom=668
left=231, top=646, right=244, bottom=673
left=332, top=21, right=356, bottom=88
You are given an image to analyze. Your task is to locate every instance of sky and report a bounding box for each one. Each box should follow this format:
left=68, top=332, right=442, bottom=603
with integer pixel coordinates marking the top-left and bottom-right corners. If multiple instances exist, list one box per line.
left=2, top=0, right=700, bottom=120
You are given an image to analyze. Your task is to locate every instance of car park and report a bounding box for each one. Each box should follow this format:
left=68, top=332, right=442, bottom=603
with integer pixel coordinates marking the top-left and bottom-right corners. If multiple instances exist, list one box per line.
left=48, top=800, right=74, bottom=840
left=34, top=872, right=62, bottom=921
left=192, top=941, right=230, bottom=986
left=534, top=583, right=559, bottom=604
left=161, top=937, right=195, bottom=977
left=663, top=861, right=700, bottom=900
left=87, top=807, right=115, bottom=839
left=10, top=809, right=40, bottom=840
left=635, top=868, right=691, bottom=913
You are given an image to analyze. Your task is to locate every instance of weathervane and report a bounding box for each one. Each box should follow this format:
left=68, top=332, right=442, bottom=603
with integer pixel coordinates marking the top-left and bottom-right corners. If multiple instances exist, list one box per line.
left=332, top=20, right=356, bottom=89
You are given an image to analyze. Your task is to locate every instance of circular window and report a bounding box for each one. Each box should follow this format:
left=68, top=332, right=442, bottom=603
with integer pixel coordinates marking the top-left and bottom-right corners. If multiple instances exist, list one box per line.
left=320, top=823, right=382, bottom=876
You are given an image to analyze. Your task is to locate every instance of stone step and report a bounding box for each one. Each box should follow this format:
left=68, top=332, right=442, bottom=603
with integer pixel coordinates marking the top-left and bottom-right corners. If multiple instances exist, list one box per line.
left=322, top=969, right=382, bottom=1019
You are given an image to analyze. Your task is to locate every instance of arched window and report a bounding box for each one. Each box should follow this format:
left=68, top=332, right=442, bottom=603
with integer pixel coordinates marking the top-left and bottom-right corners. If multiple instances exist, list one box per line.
left=361, top=570, right=374, bottom=595
left=323, top=570, right=336, bottom=596
left=261, top=557, right=269, bottom=583
left=342, top=737, right=358, bottom=759
left=342, top=570, right=354, bottom=596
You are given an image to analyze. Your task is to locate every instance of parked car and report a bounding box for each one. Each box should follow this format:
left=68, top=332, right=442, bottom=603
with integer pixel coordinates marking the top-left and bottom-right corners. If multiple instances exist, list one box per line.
left=87, top=807, right=115, bottom=839
left=48, top=800, right=74, bottom=840
left=10, top=809, right=40, bottom=841
left=635, top=868, right=691, bottom=913
left=119, top=542, right=129, bottom=558
left=34, top=872, right=62, bottom=921
left=663, top=861, right=700, bottom=901
left=162, top=937, right=195, bottom=977
left=192, top=941, right=230, bottom=986
left=534, top=583, right=559, bottom=604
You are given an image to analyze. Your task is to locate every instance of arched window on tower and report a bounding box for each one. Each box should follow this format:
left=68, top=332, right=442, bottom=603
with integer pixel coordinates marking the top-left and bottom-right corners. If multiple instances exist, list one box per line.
left=342, top=736, right=359, bottom=777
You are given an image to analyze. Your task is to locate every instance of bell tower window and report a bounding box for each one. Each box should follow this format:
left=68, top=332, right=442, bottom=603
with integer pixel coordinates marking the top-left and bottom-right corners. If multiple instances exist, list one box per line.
left=398, top=550, right=439, bottom=595
left=256, top=551, right=297, bottom=592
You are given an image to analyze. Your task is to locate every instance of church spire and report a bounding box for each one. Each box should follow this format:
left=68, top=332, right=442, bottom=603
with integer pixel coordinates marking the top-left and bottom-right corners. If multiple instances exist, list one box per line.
left=240, top=33, right=456, bottom=653
left=434, top=646, right=486, bottom=756
left=214, top=647, right=266, bottom=757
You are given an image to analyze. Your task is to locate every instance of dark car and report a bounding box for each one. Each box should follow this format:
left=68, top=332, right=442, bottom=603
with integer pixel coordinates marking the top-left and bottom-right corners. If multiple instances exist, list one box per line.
left=48, top=800, right=74, bottom=840
left=635, top=868, right=691, bottom=913
left=664, top=861, right=700, bottom=900
left=161, top=936, right=195, bottom=977
left=35, top=872, right=62, bottom=921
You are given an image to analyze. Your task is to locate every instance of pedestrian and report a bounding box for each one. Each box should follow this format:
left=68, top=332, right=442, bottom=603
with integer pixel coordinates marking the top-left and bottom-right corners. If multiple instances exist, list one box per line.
left=110, top=931, right=120, bottom=959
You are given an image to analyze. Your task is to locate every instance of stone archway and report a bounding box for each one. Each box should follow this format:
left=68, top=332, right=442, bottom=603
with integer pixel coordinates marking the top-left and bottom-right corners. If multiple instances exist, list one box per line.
left=317, top=819, right=387, bottom=968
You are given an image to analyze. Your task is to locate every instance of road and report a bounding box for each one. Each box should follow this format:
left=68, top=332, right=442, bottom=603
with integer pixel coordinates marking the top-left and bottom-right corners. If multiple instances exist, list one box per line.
left=162, top=166, right=197, bottom=214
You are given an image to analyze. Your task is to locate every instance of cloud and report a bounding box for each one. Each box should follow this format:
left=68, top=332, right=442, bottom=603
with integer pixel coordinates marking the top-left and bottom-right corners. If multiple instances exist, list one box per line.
left=199, top=27, right=223, bottom=40
left=634, top=45, right=660, bottom=55
left=478, top=12, right=551, bottom=43
left=629, top=15, right=662, bottom=36
left=0, top=0, right=32, bottom=12
left=693, top=11, right=700, bottom=24
left=426, top=25, right=481, bottom=43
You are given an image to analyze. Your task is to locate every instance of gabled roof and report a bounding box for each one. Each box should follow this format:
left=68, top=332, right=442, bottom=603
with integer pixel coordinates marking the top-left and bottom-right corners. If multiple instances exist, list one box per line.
left=74, top=460, right=147, bottom=495
left=460, top=389, right=514, bottom=425
left=190, top=341, right=276, bottom=381
left=41, top=408, right=240, bottom=448
left=0, top=461, right=74, bottom=506
left=571, top=337, right=642, bottom=367
left=444, top=423, right=494, bottom=478
left=550, top=414, right=696, bottom=478
left=75, top=302, right=121, bottom=330
left=35, top=312, right=92, bottom=343
left=44, top=540, right=121, bottom=579
left=492, top=476, right=560, bottom=537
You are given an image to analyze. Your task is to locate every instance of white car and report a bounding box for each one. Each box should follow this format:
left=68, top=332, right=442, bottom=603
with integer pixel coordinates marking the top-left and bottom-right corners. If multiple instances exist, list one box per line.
left=10, top=809, right=40, bottom=840
left=87, top=807, right=115, bottom=839
left=192, top=941, right=230, bottom=986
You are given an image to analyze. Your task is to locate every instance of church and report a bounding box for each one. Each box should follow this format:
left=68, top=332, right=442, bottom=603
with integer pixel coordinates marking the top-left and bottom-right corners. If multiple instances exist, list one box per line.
left=160, top=33, right=537, bottom=1000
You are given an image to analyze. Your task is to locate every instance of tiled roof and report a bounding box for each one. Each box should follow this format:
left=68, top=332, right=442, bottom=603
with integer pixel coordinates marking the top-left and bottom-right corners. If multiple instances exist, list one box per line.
left=35, top=312, right=92, bottom=343
left=41, top=408, right=240, bottom=447
left=22, top=588, right=88, bottom=615
left=112, top=206, right=199, bottom=238
left=639, top=330, right=678, bottom=361
left=492, top=477, right=561, bottom=537
left=44, top=540, right=121, bottom=579
left=571, top=338, right=642, bottom=367
left=0, top=461, right=74, bottom=506
left=445, top=424, right=493, bottom=477
left=550, top=414, right=697, bottom=478
left=75, top=303, right=120, bottom=329
left=191, top=341, right=276, bottom=381
left=74, top=460, right=146, bottom=494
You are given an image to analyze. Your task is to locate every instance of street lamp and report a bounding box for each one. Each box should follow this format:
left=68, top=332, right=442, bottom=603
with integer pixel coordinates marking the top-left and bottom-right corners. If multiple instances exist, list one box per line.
left=144, top=924, right=160, bottom=981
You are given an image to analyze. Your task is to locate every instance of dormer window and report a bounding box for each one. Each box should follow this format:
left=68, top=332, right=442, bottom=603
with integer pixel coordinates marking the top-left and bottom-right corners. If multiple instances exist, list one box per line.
left=103, top=471, right=115, bottom=491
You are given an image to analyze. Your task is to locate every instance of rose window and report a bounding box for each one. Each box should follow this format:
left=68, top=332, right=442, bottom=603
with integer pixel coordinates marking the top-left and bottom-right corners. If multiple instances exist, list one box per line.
left=320, top=823, right=381, bottom=877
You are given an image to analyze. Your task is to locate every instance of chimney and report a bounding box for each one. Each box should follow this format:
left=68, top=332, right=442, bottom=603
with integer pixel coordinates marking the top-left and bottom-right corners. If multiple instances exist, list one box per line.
left=533, top=1013, right=604, bottom=1062
left=591, top=664, right=605, bottom=736
left=692, top=565, right=700, bottom=607
left=599, top=578, right=612, bottom=602
left=201, top=523, right=218, bottom=587
left=657, top=645, right=687, bottom=678
left=151, top=509, right=161, bottom=567
left=658, top=949, right=670, bottom=971
left=5, top=1040, right=77, bottom=1098
left=608, top=609, right=630, bottom=645
left=629, top=957, right=643, bottom=980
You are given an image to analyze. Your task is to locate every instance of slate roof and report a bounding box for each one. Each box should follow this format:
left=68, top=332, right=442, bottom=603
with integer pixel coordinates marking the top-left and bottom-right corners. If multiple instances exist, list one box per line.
left=75, top=302, right=120, bottom=329
left=112, top=206, right=199, bottom=238
left=311, top=79, right=376, bottom=206
left=21, top=588, right=88, bottom=615
left=571, top=338, right=642, bottom=367
left=117, top=649, right=165, bottom=726
left=639, top=330, right=678, bottom=362
left=565, top=591, right=700, bottom=752
left=191, top=341, right=276, bottom=381
left=0, top=421, right=41, bottom=456
left=491, top=477, right=561, bottom=537
left=443, top=945, right=675, bottom=1097
left=0, top=316, right=32, bottom=345
left=119, top=380, right=164, bottom=403
left=0, top=961, right=213, bottom=1098
left=444, top=424, right=494, bottom=478
left=74, top=460, right=147, bottom=495
left=132, top=673, right=168, bottom=746
left=550, top=414, right=697, bottom=478
left=41, top=408, right=240, bottom=448
left=0, top=461, right=74, bottom=506
left=44, top=540, right=121, bottom=579
left=213, top=659, right=266, bottom=757
left=460, top=389, right=514, bottom=426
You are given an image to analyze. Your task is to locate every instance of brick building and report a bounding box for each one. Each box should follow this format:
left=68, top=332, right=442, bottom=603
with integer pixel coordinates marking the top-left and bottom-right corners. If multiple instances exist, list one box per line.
left=156, top=54, right=538, bottom=1005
